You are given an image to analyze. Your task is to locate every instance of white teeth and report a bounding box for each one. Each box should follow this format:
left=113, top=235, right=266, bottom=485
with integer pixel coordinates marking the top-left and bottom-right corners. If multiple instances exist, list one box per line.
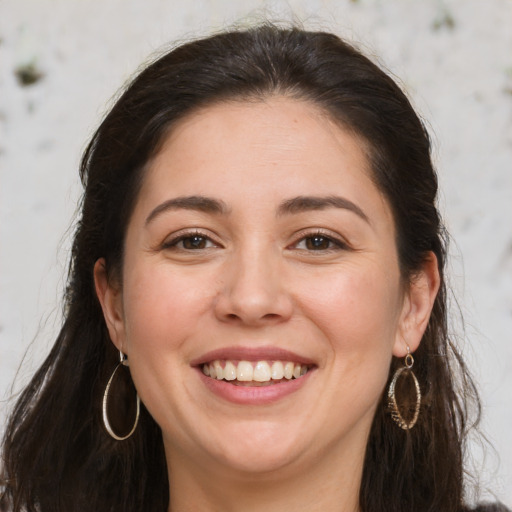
left=284, top=362, right=294, bottom=380
left=201, top=360, right=310, bottom=383
left=224, top=361, right=237, bottom=381
left=253, top=361, right=271, bottom=382
left=237, top=361, right=253, bottom=381
left=213, top=360, right=223, bottom=380
left=271, top=361, right=284, bottom=380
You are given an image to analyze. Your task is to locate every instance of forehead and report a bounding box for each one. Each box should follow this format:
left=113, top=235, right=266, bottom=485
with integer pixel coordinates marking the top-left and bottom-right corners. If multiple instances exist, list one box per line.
left=135, top=97, right=392, bottom=226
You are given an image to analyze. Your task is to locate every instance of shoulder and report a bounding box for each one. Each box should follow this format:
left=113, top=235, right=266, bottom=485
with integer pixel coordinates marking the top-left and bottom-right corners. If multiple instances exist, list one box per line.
left=465, top=504, right=511, bottom=512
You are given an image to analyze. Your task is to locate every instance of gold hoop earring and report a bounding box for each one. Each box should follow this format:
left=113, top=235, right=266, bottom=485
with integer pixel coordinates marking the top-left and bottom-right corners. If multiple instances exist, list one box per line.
left=102, top=351, right=140, bottom=440
left=387, top=347, right=421, bottom=430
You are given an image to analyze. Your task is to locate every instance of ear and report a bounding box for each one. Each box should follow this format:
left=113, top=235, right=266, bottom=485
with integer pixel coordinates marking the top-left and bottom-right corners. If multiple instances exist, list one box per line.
left=393, top=252, right=440, bottom=357
left=94, top=258, right=126, bottom=353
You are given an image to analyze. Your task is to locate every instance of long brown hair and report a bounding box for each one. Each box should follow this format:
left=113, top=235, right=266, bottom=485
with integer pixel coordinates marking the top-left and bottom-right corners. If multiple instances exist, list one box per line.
left=0, top=24, right=499, bottom=512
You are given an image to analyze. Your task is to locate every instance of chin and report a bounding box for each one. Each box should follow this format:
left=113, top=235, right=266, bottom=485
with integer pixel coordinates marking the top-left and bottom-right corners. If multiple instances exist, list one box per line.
left=202, top=421, right=307, bottom=475
left=217, top=447, right=303, bottom=476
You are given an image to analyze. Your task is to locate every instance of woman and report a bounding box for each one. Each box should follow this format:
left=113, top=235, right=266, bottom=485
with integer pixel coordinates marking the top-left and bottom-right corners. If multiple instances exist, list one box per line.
left=0, top=24, right=507, bottom=512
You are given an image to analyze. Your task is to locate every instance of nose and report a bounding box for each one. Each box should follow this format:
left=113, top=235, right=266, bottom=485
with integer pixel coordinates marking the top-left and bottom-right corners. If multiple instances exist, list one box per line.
left=213, top=246, right=293, bottom=327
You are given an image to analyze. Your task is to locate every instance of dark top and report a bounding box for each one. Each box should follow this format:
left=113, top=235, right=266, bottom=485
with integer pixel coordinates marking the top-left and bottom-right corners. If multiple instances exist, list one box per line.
left=470, top=504, right=511, bottom=512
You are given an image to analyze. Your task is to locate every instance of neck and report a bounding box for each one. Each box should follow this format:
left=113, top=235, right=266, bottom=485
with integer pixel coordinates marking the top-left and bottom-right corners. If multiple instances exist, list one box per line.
left=165, top=440, right=364, bottom=512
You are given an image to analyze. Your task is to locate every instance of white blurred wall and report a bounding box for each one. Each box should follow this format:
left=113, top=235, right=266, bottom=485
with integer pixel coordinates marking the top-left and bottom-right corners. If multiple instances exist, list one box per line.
left=0, top=0, right=511, bottom=505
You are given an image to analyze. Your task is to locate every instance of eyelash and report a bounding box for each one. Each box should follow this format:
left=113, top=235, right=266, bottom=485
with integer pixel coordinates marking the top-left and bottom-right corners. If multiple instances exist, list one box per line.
left=290, top=230, right=349, bottom=252
left=161, top=229, right=348, bottom=253
left=161, top=231, right=220, bottom=251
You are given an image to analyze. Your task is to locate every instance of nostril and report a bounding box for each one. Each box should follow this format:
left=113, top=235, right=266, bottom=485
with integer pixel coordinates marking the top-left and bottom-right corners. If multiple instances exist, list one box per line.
left=222, top=312, right=283, bottom=324
left=213, top=284, right=293, bottom=325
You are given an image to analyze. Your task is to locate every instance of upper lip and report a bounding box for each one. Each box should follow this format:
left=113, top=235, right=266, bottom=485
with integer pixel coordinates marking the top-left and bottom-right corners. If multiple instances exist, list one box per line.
left=190, top=346, right=316, bottom=366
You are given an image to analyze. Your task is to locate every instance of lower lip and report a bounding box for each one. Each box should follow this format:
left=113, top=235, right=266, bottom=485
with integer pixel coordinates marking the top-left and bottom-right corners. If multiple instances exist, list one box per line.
left=196, top=368, right=314, bottom=405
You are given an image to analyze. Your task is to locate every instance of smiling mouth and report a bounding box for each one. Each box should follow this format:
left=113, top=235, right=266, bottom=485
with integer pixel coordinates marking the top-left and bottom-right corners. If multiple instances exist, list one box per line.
left=202, top=360, right=311, bottom=386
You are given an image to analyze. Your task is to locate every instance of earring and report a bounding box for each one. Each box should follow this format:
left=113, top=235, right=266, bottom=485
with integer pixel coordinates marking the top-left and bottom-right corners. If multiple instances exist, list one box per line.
left=102, top=350, right=140, bottom=440
left=387, top=346, right=421, bottom=430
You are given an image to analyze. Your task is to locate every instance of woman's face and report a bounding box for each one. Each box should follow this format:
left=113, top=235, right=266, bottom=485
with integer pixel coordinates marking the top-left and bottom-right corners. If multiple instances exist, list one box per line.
left=97, top=97, right=432, bottom=480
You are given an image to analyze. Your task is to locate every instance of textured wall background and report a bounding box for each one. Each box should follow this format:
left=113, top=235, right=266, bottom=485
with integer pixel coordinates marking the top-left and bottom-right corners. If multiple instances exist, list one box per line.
left=1, top=0, right=511, bottom=505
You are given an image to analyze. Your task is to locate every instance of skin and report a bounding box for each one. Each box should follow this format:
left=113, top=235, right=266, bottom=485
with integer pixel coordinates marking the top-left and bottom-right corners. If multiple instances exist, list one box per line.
left=95, top=97, right=440, bottom=512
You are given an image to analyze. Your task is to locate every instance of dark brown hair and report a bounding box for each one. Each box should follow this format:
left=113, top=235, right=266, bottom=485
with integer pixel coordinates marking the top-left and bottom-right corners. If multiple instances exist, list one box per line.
left=0, top=24, right=502, bottom=512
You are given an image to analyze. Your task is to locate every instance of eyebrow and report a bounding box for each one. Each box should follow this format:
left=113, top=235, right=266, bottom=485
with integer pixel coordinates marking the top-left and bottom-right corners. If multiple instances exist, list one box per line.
left=145, top=195, right=229, bottom=225
left=145, top=194, right=369, bottom=226
left=277, top=195, right=369, bottom=223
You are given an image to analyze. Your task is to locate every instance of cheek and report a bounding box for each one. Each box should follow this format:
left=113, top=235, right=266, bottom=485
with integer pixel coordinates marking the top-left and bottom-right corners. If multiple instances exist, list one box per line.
left=295, top=261, right=403, bottom=406
left=299, top=263, right=402, bottom=345
left=121, top=263, right=214, bottom=358
left=119, top=264, right=216, bottom=427
left=287, top=264, right=402, bottom=441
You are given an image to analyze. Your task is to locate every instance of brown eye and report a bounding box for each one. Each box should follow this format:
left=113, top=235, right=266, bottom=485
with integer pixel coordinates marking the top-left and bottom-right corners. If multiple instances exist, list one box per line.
left=163, top=232, right=218, bottom=251
left=305, top=235, right=333, bottom=250
left=181, top=235, right=209, bottom=250
left=292, top=232, right=348, bottom=253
